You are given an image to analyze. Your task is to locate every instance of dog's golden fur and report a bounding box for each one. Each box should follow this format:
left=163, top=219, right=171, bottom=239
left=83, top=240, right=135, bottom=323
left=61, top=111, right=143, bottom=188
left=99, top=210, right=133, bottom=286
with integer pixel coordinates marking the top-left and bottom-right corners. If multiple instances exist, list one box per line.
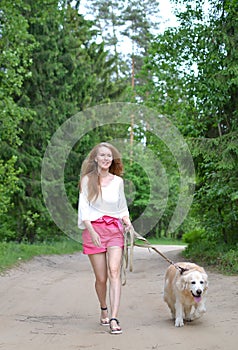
left=163, top=262, right=208, bottom=327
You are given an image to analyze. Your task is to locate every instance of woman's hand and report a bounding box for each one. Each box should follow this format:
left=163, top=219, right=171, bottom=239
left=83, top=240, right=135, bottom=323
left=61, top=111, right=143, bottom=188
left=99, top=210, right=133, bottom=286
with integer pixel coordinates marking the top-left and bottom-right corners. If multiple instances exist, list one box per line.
left=122, top=216, right=133, bottom=232
left=83, top=220, right=101, bottom=247
left=124, top=223, right=133, bottom=232
left=90, top=230, right=101, bottom=247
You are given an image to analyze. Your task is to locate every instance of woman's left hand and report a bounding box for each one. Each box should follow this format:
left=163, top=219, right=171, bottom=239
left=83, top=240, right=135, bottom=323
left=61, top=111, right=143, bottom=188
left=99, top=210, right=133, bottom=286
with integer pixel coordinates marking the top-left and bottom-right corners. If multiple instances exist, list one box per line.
left=122, top=216, right=133, bottom=232
left=123, top=222, right=133, bottom=232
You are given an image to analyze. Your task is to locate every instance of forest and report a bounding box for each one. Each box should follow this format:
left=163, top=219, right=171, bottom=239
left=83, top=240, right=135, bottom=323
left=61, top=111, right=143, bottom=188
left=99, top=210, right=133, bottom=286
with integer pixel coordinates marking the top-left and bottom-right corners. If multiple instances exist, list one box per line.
left=0, top=0, right=238, bottom=273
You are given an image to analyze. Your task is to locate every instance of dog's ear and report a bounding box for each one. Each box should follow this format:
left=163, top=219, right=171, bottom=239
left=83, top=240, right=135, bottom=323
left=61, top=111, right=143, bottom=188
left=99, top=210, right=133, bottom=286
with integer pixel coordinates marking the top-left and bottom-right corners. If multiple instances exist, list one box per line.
left=176, top=276, right=188, bottom=290
left=202, top=273, right=208, bottom=290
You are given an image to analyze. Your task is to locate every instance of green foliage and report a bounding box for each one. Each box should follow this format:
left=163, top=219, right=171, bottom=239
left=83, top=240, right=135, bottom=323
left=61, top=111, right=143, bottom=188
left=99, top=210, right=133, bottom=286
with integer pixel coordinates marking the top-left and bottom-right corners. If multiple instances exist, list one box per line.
left=0, top=0, right=127, bottom=243
left=82, top=0, right=161, bottom=86
left=0, top=157, right=21, bottom=215
left=141, top=0, right=238, bottom=136
left=182, top=229, right=205, bottom=244
left=0, top=0, right=35, bottom=215
left=190, top=133, right=238, bottom=245
left=183, top=240, right=238, bottom=275
left=139, top=0, right=238, bottom=257
left=144, top=132, right=181, bottom=238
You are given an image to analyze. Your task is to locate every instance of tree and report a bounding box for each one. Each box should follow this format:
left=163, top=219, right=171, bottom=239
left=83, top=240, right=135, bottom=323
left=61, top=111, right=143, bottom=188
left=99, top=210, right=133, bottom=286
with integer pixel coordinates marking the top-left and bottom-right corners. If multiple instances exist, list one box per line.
left=83, top=0, right=124, bottom=80
left=121, top=0, right=161, bottom=89
left=1, top=0, right=127, bottom=242
left=81, top=0, right=161, bottom=88
left=139, top=0, right=238, bottom=244
left=0, top=0, right=35, bottom=221
left=141, top=0, right=238, bottom=136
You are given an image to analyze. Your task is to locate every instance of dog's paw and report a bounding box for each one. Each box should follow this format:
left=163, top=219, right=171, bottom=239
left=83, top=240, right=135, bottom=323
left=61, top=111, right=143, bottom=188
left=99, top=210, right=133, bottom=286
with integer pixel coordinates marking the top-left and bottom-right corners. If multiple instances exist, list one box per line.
left=192, top=310, right=206, bottom=320
left=191, top=305, right=206, bottom=320
left=175, top=318, right=184, bottom=327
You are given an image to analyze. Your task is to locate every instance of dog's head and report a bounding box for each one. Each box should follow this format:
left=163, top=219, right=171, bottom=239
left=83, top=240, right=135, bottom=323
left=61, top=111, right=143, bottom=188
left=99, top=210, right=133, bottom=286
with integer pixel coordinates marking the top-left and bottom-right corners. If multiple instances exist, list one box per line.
left=178, top=270, right=208, bottom=303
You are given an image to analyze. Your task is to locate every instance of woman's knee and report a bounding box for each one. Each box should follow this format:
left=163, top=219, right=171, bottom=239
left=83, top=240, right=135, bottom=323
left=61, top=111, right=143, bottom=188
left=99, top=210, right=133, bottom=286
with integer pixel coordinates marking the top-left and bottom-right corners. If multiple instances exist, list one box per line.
left=108, top=266, right=120, bottom=280
left=95, top=275, right=107, bottom=285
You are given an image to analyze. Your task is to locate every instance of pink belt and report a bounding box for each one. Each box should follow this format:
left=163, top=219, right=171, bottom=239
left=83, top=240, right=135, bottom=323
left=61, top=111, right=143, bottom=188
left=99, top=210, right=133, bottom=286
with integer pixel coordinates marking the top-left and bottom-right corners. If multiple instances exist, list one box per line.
left=92, top=215, right=122, bottom=229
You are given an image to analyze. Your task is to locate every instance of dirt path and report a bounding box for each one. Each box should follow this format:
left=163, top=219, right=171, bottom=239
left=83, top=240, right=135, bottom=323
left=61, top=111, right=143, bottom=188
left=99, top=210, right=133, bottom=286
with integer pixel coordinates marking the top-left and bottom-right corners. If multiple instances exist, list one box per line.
left=0, top=246, right=237, bottom=350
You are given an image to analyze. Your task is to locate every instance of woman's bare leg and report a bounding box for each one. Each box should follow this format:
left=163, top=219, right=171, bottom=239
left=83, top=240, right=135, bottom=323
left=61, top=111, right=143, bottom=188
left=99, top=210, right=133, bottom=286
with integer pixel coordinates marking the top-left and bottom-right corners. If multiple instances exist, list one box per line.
left=88, top=253, right=109, bottom=322
left=107, top=246, right=123, bottom=330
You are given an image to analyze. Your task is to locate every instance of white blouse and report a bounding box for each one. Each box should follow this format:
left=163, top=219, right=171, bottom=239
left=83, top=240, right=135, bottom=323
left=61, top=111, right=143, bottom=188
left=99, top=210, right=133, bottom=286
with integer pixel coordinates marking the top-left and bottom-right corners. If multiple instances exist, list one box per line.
left=78, top=175, right=129, bottom=229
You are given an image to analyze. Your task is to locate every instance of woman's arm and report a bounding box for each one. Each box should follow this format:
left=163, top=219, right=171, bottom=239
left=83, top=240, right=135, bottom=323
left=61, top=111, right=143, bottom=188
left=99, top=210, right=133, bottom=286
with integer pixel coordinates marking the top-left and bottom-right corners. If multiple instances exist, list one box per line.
left=78, top=176, right=91, bottom=228
left=118, top=178, right=132, bottom=230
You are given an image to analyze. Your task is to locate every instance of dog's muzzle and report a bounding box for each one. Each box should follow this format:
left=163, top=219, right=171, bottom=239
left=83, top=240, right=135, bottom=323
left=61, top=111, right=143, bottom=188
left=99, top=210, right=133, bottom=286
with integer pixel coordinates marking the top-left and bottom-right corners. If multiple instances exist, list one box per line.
left=191, top=290, right=202, bottom=302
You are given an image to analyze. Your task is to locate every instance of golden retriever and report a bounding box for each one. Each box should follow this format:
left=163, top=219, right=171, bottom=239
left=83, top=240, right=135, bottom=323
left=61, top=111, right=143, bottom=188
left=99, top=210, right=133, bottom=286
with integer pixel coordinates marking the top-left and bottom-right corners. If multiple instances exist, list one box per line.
left=163, top=262, right=208, bottom=327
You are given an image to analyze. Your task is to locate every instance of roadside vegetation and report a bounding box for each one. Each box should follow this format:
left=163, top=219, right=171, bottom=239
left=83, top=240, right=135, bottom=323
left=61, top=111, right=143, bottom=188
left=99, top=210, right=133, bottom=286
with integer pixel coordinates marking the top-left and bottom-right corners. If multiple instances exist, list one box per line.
left=0, top=239, right=82, bottom=273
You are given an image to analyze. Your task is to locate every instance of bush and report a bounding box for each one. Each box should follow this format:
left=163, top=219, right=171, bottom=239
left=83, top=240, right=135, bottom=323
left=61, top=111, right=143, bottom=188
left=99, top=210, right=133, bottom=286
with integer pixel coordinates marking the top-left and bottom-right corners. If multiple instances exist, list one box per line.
left=182, top=240, right=238, bottom=274
left=182, top=229, right=205, bottom=244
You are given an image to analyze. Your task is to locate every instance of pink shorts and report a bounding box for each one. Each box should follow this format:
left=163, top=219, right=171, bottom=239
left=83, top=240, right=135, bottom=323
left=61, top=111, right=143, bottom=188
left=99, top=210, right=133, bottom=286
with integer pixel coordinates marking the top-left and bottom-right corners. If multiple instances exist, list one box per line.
left=82, top=216, right=124, bottom=255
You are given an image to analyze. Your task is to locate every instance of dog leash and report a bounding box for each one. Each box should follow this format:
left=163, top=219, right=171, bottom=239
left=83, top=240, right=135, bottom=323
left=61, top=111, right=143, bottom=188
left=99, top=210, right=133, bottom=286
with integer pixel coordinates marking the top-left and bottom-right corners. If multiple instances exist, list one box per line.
left=122, top=227, right=188, bottom=286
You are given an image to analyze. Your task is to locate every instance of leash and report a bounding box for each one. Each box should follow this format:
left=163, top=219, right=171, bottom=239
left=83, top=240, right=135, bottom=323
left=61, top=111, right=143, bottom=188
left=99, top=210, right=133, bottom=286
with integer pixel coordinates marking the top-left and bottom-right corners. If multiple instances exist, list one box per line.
left=121, top=226, right=188, bottom=286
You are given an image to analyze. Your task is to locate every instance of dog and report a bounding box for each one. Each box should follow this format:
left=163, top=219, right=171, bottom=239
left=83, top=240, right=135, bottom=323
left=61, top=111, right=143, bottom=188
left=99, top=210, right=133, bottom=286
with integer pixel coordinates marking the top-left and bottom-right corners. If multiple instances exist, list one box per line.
left=163, top=262, right=208, bottom=327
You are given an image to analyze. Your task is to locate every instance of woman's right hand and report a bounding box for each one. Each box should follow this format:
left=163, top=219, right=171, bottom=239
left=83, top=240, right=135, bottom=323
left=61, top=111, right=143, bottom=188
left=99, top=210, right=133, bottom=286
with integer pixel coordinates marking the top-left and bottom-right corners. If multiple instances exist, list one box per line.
left=83, top=220, right=101, bottom=247
left=90, top=230, right=101, bottom=247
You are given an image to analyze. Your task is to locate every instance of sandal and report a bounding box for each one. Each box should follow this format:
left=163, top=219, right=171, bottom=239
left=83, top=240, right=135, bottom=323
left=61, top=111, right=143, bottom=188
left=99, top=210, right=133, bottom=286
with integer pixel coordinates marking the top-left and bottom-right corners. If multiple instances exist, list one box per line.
left=100, top=306, right=110, bottom=326
left=109, top=318, right=122, bottom=334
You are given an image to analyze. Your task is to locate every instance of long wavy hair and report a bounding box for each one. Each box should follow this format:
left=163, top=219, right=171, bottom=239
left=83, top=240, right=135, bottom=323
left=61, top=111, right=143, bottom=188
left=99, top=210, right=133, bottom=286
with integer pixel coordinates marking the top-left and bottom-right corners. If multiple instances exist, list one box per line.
left=79, top=142, right=124, bottom=202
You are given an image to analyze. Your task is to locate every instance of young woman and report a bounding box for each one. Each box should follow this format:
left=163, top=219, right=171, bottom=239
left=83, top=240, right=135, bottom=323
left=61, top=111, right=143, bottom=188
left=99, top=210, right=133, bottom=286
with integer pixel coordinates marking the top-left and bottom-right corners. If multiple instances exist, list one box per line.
left=78, top=142, right=132, bottom=334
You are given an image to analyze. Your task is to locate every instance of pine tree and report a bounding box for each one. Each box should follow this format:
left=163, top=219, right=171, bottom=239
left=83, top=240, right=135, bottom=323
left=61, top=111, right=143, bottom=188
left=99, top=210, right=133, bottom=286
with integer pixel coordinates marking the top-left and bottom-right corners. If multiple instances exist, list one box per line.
left=120, top=0, right=161, bottom=90
left=81, top=0, right=161, bottom=87
left=0, top=0, right=35, bottom=233
left=82, top=0, right=125, bottom=80
left=4, top=0, right=127, bottom=242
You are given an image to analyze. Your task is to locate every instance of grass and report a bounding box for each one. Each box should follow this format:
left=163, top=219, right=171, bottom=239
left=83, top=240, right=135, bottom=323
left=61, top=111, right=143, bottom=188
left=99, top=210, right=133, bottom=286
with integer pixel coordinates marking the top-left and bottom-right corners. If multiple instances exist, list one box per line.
left=0, top=236, right=184, bottom=273
left=0, top=239, right=82, bottom=273
left=147, top=237, right=186, bottom=246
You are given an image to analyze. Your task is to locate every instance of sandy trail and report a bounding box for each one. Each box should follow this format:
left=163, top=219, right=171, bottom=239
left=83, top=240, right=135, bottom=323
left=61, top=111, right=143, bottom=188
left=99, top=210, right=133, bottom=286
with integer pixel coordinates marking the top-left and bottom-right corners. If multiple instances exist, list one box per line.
left=0, top=245, right=237, bottom=350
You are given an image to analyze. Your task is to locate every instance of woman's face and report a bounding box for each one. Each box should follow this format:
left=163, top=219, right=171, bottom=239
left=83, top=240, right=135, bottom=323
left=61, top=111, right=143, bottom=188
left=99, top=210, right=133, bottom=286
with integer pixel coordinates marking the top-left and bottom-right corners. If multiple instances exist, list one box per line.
left=96, top=146, right=113, bottom=171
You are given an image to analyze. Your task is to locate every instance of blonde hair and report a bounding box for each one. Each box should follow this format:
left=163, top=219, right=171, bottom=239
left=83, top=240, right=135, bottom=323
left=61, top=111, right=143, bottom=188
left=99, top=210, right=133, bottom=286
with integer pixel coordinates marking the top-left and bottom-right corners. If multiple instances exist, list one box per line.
left=79, top=142, right=124, bottom=202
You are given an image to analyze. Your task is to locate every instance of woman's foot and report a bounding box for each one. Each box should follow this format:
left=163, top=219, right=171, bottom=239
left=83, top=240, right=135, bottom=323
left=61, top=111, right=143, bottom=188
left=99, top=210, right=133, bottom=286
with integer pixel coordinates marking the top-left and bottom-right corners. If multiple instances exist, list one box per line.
left=100, top=306, right=110, bottom=326
left=109, top=318, right=122, bottom=334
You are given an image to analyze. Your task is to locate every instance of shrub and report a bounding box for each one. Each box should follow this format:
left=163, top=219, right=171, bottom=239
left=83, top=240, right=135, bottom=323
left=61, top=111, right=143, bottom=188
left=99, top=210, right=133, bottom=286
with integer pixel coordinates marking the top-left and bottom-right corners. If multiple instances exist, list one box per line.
left=182, top=240, right=238, bottom=274
left=182, top=229, right=205, bottom=244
